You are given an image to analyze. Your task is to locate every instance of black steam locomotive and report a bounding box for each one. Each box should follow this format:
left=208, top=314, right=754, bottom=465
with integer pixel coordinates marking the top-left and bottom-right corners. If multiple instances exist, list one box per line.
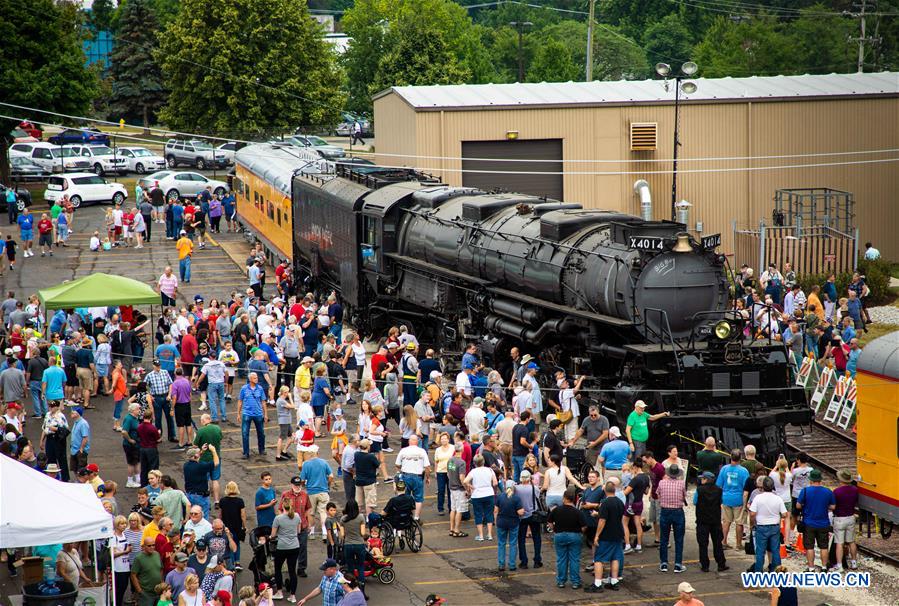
left=291, top=165, right=811, bottom=460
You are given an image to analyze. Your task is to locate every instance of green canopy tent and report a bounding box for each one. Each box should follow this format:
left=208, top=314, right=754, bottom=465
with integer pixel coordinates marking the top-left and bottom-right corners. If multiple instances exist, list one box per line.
left=38, top=274, right=159, bottom=369
left=38, top=273, right=159, bottom=309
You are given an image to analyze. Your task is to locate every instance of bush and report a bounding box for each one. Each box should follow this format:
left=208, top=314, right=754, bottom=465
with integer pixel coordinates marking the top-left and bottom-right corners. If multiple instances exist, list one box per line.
left=795, top=258, right=892, bottom=306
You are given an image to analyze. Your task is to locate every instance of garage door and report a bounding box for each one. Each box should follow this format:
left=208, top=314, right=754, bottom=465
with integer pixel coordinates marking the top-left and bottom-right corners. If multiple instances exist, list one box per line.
left=461, top=139, right=563, bottom=200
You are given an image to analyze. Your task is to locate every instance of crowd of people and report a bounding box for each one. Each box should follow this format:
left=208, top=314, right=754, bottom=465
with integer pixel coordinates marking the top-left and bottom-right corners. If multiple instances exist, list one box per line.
left=0, top=223, right=874, bottom=606
left=733, top=261, right=868, bottom=376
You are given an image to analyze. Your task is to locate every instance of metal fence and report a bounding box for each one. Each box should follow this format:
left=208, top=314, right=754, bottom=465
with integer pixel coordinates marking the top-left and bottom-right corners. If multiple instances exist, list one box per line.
left=732, top=221, right=859, bottom=275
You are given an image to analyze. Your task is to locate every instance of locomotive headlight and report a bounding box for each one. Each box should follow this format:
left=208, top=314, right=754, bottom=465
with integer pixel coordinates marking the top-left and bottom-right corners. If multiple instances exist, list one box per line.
left=714, top=320, right=734, bottom=340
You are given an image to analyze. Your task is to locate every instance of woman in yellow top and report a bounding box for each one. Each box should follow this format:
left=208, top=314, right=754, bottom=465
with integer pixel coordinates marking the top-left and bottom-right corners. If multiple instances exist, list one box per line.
left=433, top=432, right=455, bottom=517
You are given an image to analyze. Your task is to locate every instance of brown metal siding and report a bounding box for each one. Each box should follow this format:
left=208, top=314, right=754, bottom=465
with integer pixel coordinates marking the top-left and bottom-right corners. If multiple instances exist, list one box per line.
left=373, top=93, right=899, bottom=260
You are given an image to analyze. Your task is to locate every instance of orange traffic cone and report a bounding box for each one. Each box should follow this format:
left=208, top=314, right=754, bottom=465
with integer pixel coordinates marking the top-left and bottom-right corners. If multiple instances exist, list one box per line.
left=795, top=532, right=805, bottom=553
left=780, top=543, right=788, bottom=559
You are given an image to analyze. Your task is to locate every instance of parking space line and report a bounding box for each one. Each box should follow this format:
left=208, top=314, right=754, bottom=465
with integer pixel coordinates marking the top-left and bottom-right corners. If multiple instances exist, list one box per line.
left=409, top=559, right=702, bottom=582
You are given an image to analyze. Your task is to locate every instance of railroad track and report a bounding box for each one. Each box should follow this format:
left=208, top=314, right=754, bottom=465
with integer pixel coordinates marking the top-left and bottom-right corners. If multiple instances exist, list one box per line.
left=785, top=418, right=857, bottom=476
left=786, top=420, right=899, bottom=567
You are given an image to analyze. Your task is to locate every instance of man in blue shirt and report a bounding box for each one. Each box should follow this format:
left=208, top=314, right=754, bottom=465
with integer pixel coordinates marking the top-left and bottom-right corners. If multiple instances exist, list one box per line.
left=300, top=453, right=334, bottom=538
left=598, top=426, right=630, bottom=480
left=69, top=406, right=91, bottom=471
left=16, top=208, right=34, bottom=258
left=42, top=357, right=66, bottom=402
left=49, top=309, right=67, bottom=336
left=247, top=350, right=272, bottom=401
left=840, top=316, right=857, bottom=343
left=238, top=372, right=268, bottom=459
left=155, top=336, right=180, bottom=378
left=846, top=339, right=861, bottom=378
left=716, top=449, right=750, bottom=549
left=255, top=472, right=278, bottom=528
left=171, top=200, right=184, bottom=235
left=796, top=469, right=835, bottom=572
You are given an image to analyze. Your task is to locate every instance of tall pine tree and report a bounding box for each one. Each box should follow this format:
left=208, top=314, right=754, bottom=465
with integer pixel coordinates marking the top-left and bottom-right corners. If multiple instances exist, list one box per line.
left=108, top=0, right=166, bottom=131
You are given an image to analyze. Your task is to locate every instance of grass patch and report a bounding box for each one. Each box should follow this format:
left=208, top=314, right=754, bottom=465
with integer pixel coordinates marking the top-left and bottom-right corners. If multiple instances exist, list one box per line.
left=859, top=322, right=899, bottom=346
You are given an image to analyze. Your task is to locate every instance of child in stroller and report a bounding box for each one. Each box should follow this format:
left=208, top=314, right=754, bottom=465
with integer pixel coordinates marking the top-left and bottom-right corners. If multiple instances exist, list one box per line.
left=248, top=526, right=275, bottom=587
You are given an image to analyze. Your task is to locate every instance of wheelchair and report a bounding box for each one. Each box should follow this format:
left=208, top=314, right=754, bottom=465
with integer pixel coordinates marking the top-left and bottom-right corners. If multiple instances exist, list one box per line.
left=377, top=514, right=423, bottom=556
left=564, top=447, right=594, bottom=484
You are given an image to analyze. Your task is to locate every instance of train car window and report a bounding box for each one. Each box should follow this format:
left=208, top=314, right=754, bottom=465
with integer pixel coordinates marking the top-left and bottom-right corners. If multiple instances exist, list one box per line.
left=267, top=200, right=274, bottom=220
left=276, top=208, right=282, bottom=226
left=361, top=215, right=380, bottom=271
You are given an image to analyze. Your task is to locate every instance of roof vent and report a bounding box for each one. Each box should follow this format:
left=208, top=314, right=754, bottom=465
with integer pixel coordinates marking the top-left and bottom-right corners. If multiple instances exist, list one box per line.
left=630, top=122, right=657, bottom=151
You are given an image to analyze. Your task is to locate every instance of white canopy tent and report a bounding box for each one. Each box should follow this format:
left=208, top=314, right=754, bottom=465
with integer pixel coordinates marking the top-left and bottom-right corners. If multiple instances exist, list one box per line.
left=0, top=455, right=113, bottom=548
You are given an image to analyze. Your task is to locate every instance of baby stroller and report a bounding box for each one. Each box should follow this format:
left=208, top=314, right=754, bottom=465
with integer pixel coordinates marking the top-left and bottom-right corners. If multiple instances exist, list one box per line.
left=361, top=549, right=396, bottom=585
left=248, top=526, right=275, bottom=586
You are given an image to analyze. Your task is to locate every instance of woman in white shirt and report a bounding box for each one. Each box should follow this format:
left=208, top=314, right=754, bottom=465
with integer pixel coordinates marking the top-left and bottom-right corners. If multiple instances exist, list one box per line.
left=357, top=399, right=372, bottom=440
left=111, top=515, right=132, bottom=605
left=463, top=455, right=498, bottom=542
left=178, top=573, right=204, bottom=606
left=769, top=456, right=794, bottom=534
left=56, top=543, right=93, bottom=587
left=542, top=453, right=584, bottom=509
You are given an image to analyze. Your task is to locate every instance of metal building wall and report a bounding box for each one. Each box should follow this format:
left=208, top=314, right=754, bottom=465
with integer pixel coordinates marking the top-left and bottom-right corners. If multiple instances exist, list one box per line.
left=373, top=94, right=899, bottom=260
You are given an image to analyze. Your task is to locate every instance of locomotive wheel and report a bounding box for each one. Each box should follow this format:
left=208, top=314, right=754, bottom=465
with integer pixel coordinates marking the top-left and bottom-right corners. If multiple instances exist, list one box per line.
left=881, top=520, right=894, bottom=539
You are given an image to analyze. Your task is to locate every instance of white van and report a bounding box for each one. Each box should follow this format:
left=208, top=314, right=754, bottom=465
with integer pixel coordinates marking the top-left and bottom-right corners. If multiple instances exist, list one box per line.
left=9, top=142, right=91, bottom=173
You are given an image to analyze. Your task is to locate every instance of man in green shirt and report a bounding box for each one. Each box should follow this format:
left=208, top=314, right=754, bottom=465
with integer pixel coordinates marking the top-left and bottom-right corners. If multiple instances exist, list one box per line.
left=625, top=400, right=669, bottom=459
left=50, top=202, right=63, bottom=220
left=155, top=475, right=191, bottom=534
left=193, top=413, right=223, bottom=504
left=695, top=436, right=726, bottom=476
left=131, top=537, right=163, bottom=606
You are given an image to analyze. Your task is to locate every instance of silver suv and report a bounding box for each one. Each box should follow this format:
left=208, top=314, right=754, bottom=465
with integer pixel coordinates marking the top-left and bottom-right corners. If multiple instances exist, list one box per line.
left=164, top=139, right=228, bottom=170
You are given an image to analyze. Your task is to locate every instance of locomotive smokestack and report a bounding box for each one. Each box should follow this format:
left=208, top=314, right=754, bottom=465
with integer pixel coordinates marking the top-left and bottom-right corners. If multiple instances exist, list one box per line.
left=634, top=179, right=652, bottom=221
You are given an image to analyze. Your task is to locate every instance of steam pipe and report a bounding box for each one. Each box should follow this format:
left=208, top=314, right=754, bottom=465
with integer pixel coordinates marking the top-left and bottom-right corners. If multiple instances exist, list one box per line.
left=634, top=179, right=652, bottom=221
left=484, top=314, right=574, bottom=343
left=488, top=298, right=543, bottom=325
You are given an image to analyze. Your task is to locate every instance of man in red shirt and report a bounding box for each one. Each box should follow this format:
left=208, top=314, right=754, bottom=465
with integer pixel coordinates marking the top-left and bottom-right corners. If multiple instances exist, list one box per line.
left=136, top=409, right=161, bottom=487
left=180, top=324, right=199, bottom=378
left=37, top=213, right=54, bottom=257
left=122, top=209, right=134, bottom=246
left=280, top=476, right=312, bottom=577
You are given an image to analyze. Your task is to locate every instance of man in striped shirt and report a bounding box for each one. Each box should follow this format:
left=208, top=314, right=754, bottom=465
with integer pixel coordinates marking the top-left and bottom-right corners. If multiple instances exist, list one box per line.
left=157, top=267, right=178, bottom=307
left=657, top=464, right=687, bottom=573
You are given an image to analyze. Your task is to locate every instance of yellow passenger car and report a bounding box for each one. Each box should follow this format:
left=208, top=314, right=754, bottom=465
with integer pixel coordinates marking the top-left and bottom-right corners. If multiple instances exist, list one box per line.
left=232, top=143, right=328, bottom=261
left=855, top=332, right=899, bottom=526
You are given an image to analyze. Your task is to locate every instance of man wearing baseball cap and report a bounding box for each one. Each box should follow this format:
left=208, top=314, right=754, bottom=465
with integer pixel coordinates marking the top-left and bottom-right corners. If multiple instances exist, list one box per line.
left=625, top=400, right=669, bottom=459
left=296, top=558, right=344, bottom=606
left=674, top=582, right=704, bottom=606
left=692, top=471, right=727, bottom=572
left=795, top=468, right=835, bottom=572
left=176, top=229, right=193, bottom=283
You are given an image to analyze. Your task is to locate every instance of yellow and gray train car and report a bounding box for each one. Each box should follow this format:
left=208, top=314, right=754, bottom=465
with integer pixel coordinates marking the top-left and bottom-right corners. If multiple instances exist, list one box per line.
left=232, top=143, right=328, bottom=261
left=856, top=332, right=899, bottom=528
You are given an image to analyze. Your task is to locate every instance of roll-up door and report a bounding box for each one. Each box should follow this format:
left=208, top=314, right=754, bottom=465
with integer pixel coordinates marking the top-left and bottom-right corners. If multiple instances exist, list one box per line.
left=461, top=139, right=563, bottom=200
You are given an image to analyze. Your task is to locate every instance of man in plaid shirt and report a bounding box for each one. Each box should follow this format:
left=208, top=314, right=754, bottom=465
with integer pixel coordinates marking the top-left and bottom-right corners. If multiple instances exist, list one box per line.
left=298, top=558, right=345, bottom=606
left=657, top=464, right=687, bottom=573
left=146, top=359, right=176, bottom=442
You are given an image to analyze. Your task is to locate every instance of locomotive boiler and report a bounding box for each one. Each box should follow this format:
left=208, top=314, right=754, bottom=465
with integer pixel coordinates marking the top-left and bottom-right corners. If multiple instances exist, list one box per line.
left=290, top=165, right=811, bottom=461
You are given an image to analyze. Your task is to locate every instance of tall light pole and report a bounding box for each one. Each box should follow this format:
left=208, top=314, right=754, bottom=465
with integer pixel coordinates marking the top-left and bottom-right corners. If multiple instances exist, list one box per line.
left=656, top=61, right=698, bottom=221
left=586, top=0, right=596, bottom=81
left=509, top=21, right=533, bottom=82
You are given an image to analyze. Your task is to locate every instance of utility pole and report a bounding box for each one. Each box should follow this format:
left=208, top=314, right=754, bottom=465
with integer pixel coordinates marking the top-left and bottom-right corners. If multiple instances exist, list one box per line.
left=848, top=0, right=881, bottom=73
left=509, top=21, right=533, bottom=82
left=586, top=0, right=596, bottom=81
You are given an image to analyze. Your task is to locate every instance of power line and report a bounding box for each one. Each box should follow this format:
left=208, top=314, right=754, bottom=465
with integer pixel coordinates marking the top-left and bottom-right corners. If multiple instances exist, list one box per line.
left=8, top=102, right=899, bottom=167
left=9, top=113, right=899, bottom=176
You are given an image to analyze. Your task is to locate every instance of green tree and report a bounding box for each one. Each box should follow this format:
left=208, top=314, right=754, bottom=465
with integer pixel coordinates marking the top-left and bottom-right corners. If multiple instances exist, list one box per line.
left=158, top=0, right=343, bottom=135
left=593, top=26, right=650, bottom=80
left=108, top=0, right=167, bottom=131
left=149, top=0, right=181, bottom=26
left=89, top=0, right=116, bottom=31
left=527, top=37, right=580, bottom=83
left=693, top=15, right=796, bottom=77
left=0, top=0, right=98, bottom=181
left=342, top=0, right=489, bottom=113
left=789, top=4, right=855, bottom=74
left=371, top=20, right=469, bottom=91
left=643, top=13, right=694, bottom=70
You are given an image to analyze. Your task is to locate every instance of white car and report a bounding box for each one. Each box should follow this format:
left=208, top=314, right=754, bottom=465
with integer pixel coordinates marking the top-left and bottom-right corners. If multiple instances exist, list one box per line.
left=138, top=171, right=229, bottom=201
left=64, top=144, right=128, bottom=176
left=216, top=142, right=237, bottom=165
left=44, top=173, right=128, bottom=208
left=9, top=142, right=92, bottom=173
left=118, top=147, right=167, bottom=174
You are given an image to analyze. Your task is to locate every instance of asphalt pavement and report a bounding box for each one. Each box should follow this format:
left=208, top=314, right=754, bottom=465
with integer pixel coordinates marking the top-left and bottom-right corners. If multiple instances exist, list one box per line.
left=0, top=206, right=849, bottom=606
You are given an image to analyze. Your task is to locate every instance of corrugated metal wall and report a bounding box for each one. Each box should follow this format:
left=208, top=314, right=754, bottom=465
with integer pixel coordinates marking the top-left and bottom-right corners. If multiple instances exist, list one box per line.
left=373, top=94, right=899, bottom=260
left=733, top=226, right=856, bottom=275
